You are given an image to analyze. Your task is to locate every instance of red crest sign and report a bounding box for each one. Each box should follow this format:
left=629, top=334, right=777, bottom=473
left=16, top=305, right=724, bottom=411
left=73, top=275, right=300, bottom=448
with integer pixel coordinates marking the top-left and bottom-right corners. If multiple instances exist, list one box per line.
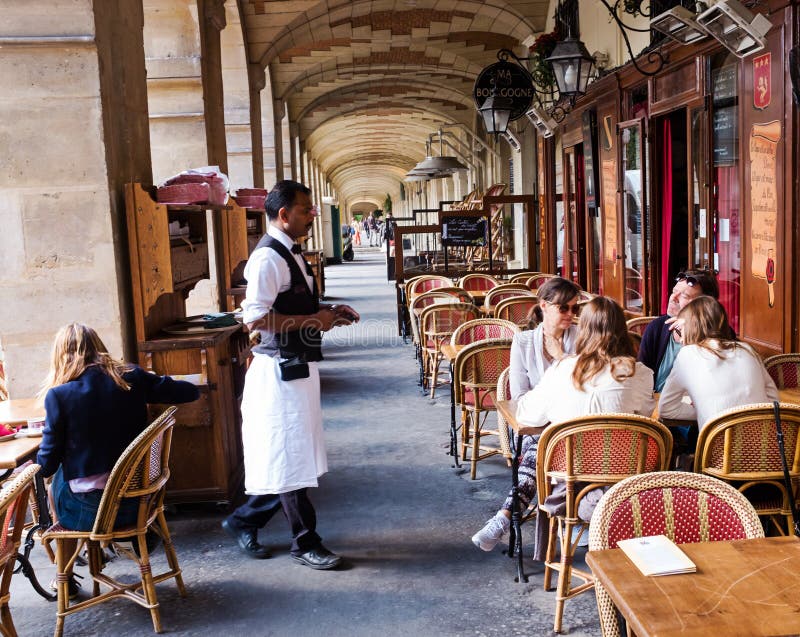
left=753, top=53, right=771, bottom=110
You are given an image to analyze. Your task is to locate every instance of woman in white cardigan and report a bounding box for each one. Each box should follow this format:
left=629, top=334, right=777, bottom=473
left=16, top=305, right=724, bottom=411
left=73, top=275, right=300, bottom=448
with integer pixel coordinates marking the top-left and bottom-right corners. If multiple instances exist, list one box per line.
left=658, top=295, right=778, bottom=429
left=472, top=295, right=654, bottom=552
left=471, top=276, right=581, bottom=551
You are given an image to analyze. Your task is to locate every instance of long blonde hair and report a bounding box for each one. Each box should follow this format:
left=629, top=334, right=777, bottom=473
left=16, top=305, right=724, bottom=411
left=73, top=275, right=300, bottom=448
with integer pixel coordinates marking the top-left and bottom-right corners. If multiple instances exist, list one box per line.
left=679, top=296, right=739, bottom=358
left=571, top=296, right=636, bottom=389
left=39, top=323, right=130, bottom=396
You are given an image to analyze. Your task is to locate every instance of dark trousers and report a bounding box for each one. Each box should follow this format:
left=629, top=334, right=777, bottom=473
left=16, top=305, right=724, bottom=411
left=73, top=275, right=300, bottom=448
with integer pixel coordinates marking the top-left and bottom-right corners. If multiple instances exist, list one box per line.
left=228, top=488, right=321, bottom=555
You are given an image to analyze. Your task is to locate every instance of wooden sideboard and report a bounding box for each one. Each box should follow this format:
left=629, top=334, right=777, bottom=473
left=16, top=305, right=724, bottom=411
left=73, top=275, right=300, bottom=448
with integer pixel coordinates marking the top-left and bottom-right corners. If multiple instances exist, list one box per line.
left=124, top=182, right=246, bottom=503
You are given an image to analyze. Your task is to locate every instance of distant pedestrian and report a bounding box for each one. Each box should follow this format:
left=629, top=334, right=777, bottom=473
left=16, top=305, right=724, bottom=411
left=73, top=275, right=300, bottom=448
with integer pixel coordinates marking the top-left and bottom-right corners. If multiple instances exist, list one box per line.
left=352, top=218, right=361, bottom=246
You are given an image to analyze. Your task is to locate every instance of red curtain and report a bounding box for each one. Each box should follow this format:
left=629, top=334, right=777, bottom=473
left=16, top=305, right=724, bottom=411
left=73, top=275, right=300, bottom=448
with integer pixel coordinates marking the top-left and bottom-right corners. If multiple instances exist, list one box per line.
left=659, top=119, right=673, bottom=313
left=715, top=166, right=740, bottom=333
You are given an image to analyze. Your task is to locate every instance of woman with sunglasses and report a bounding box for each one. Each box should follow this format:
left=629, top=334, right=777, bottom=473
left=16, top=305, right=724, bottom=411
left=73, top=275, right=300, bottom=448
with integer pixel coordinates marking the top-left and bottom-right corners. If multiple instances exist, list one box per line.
left=472, top=277, right=581, bottom=551
left=658, top=296, right=777, bottom=429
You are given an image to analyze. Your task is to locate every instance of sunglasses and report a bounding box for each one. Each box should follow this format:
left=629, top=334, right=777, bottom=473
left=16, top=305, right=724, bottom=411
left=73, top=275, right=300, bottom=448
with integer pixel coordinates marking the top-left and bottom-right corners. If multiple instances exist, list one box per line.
left=675, top=272, right=699, bottom=287
left=552, top=302, right=581, bottom=315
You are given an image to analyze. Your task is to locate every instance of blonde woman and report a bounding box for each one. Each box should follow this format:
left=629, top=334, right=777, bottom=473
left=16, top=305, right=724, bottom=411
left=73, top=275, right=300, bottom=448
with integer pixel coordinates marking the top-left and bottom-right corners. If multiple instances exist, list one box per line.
left=472, top=296, right=653, bottom=553
left=659, top=296, right=778, bottom=429
left=36, top=323, right=199, bottom=595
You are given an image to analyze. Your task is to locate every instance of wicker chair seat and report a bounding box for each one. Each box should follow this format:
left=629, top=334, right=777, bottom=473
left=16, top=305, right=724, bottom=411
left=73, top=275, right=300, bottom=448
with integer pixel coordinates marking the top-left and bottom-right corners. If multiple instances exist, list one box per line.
left=462, top=385, right=496, bottom=409
left=451, top=319, right=519, bottom=344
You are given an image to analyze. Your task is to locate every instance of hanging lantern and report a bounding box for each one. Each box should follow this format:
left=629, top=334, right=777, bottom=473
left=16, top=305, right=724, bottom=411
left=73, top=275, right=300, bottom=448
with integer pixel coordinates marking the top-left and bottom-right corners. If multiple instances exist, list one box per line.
left=547, top=36, right=593, bottom=101
left=478, top=83, right=514, bottom=137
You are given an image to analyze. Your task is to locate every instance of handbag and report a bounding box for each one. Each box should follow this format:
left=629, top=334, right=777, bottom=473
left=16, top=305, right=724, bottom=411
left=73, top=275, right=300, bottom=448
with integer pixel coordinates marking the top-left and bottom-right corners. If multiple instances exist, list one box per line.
left=279, top=355, right=310, bottom=381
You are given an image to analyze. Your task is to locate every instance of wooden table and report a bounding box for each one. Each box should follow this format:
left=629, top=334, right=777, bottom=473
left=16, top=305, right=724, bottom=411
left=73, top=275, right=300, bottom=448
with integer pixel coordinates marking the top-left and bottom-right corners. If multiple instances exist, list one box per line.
left=587, top=536, right=800, bottom=637
left=0, top=398, right=54, bottom=601
left=495, top=398, right=547, bottom=583
left=779, top=387, right=800, bottom=404
left=0, top=398, right=44, bottom=425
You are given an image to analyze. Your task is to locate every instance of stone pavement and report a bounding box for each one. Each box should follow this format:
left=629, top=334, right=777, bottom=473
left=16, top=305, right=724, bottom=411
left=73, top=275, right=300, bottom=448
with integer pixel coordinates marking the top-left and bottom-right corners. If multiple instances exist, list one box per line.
left=12, top=249, right=600, bottom=637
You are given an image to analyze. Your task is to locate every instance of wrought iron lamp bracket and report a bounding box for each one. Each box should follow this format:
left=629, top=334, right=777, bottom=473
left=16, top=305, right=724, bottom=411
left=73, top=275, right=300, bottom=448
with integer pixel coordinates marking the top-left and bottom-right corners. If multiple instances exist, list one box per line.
left=597, top=0, right=668, bottom=77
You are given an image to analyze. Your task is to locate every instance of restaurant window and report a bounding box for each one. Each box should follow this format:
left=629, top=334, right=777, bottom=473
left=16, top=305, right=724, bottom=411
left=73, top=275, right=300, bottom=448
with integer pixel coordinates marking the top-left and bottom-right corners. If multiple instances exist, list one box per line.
left=621, top=124, right=646, bottom=313
left=554, top=138, right=566, bottom=277
left=710, top=52, right=740, bottom=332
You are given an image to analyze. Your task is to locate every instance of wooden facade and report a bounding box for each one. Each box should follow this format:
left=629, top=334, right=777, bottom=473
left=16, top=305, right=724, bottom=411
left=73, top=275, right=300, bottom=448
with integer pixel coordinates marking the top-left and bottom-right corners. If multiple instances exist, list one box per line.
left=537, top=0, right=798, bottom=356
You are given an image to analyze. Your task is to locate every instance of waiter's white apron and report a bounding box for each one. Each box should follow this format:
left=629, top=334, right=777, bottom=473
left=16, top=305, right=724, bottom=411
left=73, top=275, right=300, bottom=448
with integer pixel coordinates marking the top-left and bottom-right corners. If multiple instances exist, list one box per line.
left=241, top=354, right=327, bottom=495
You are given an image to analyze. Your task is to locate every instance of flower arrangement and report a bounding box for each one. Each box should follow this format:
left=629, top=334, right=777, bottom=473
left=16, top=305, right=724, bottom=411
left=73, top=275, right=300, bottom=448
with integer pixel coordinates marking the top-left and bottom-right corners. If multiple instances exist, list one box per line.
left=528, top=31, right=559, bottom=90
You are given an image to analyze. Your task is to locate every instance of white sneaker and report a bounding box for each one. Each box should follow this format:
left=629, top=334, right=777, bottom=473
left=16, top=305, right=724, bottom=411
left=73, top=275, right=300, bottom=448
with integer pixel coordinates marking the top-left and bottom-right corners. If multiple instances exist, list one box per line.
left=472, top=512, right=510, bottom=551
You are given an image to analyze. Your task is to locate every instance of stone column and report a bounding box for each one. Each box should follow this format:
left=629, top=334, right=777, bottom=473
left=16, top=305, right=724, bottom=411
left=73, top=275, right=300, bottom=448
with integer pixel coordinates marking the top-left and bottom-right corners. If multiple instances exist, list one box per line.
left=198, top=0, right=228, bottom=172
left=249, top=64, right=266, bottom=188
left=272, top=92, right=285, bottom=181
left=0, top=1, right=151, bottom=395
left=289, top=123, right=299, bottom=181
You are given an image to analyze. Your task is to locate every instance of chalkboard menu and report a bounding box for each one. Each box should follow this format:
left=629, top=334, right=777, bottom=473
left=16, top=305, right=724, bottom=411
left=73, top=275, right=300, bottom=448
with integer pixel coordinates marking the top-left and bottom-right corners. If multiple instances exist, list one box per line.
left=441, top=215, right=487, bottom=247
left=713, top=65, right=738, bottom=166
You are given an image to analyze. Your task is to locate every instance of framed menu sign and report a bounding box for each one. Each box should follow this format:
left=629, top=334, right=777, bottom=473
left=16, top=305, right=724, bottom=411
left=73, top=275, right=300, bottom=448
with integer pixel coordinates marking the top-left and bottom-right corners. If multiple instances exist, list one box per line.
left=441, top=215, right=487, bottom=247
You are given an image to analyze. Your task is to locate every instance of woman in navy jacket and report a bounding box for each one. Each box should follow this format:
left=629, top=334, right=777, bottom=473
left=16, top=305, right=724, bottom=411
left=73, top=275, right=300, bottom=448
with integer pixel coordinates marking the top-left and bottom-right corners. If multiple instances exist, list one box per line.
left=36, top=323, right=199, bottom=533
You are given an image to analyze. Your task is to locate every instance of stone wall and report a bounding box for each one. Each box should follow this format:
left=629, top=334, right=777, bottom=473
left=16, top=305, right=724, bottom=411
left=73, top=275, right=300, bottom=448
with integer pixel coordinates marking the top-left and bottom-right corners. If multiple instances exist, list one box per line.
left=0, top=1, right=129, bottom=397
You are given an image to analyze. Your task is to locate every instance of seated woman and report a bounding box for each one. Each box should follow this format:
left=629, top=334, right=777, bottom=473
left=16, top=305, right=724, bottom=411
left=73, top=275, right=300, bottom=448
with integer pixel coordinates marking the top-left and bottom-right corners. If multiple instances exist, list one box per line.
left=658, top=295, right=778, bottom=430
left=472, top=296, right=654, bottom=553
left=471, top=277, right=580, bottom=550
left=36, top=324, right=199, bottom=592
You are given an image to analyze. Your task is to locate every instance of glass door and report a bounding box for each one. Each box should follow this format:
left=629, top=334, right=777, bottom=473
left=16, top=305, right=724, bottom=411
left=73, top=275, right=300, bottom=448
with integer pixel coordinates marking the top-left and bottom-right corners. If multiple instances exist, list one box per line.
left=618, top=120, right=647, bottom=314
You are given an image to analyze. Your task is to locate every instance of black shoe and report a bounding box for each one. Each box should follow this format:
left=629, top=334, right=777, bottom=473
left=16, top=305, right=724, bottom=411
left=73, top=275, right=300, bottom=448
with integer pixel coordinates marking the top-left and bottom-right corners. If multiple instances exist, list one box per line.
left=222, top=518, right=271, bottom=559
left=291, top=545, right=342, bottom=570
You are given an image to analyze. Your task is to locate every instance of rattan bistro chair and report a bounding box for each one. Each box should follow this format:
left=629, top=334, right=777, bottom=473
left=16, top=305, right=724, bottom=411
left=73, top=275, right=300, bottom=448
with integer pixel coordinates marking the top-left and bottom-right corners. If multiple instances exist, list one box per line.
left=764, top=353, right=800, bottom=390
left=0, top=464, right=39, bottom=637
left=42, top=407, right=185, bottom=637
left=450, top=318, right=519, bottom=345
left=695, top=403, right=800, bottom=536
left=483, top=284, right=534, bottom=312
left=526, top=273, right=556, bottom=291
left=625, top=315, right=658, bottom=336
left=454, top=339, right=512, bottom=479
left=420, top=303, right=479, bottom=398
left=457, top=273, right=499, bottom=295
left=588, top=471, right=764, bottom=637
left=495, top=297, right=539, bottom=328
left=536, top=414, right=672, bottom=633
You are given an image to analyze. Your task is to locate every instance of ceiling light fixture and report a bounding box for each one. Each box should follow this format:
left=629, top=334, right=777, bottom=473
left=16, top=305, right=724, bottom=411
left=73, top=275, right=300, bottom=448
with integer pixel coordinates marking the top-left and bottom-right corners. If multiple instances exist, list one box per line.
left=650, top=5, right=708, bottom=44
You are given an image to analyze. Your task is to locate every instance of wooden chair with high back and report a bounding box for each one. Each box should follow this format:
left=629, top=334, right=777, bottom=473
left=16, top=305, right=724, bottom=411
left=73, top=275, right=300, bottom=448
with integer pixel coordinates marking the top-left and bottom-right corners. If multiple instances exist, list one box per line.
left=526, top=273, right=556, bottom=292
left=0, top=463, right=39, bottom=637
left=419, top=303, right=479, bottom=398
left=454, top=339, right=513, bottom=479
left=508, top=272, right=540, bottom=284
left=536, top=414, right=673, bottom=633
left=589, top=471, right=765, bottom=637
left=450, top=318, right=519, bottom=345
left=482, top=284, right=534, bottom=314
left=406, top=275, right=452, bottom=300
left=456, top=273, right=499, bottom=296
left=764, top=353, right=800, bottom=390
left=409, top=292, right=466, bottom=385
left=495, top=297, right=539, bottom=329
left=42, top=407, right=185, bottom=637
left=695, top=402, right=800, bottom=536
left=625, top=315, right=658, bottom=336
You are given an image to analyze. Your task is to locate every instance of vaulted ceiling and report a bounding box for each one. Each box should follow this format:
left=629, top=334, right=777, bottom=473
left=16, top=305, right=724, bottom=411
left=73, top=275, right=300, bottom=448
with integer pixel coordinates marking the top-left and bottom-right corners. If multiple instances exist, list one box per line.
left=240, top=0, right=550, bottom=204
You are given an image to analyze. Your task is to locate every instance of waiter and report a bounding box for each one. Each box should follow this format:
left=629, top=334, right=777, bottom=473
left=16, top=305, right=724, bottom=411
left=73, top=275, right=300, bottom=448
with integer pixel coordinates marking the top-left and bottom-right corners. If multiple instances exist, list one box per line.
left=222, top=180, right=359, bottom=570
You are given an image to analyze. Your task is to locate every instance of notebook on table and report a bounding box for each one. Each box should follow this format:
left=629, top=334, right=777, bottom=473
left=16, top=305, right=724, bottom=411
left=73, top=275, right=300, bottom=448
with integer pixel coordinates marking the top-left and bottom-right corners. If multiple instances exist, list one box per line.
left=616, top=534, right=697, bottom=576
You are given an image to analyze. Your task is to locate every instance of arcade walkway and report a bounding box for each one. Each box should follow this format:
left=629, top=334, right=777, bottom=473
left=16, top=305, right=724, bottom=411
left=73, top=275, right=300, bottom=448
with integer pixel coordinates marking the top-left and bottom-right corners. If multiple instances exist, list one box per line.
left=13, top=250, right=600, bottom=637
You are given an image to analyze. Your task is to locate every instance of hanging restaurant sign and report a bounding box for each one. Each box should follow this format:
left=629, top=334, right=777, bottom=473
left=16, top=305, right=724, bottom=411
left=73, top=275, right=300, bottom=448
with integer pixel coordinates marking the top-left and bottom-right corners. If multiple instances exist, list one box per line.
left=441, top=215, right=487, bottom=247
left=473, top=59, right=534, bottom=122
left=749, top=120, right=781, bottom=307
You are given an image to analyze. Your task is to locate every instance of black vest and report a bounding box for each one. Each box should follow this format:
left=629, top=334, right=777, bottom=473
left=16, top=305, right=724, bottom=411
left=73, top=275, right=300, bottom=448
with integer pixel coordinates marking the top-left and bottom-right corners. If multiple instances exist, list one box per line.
left=252, top=235, right=323, bottom=362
